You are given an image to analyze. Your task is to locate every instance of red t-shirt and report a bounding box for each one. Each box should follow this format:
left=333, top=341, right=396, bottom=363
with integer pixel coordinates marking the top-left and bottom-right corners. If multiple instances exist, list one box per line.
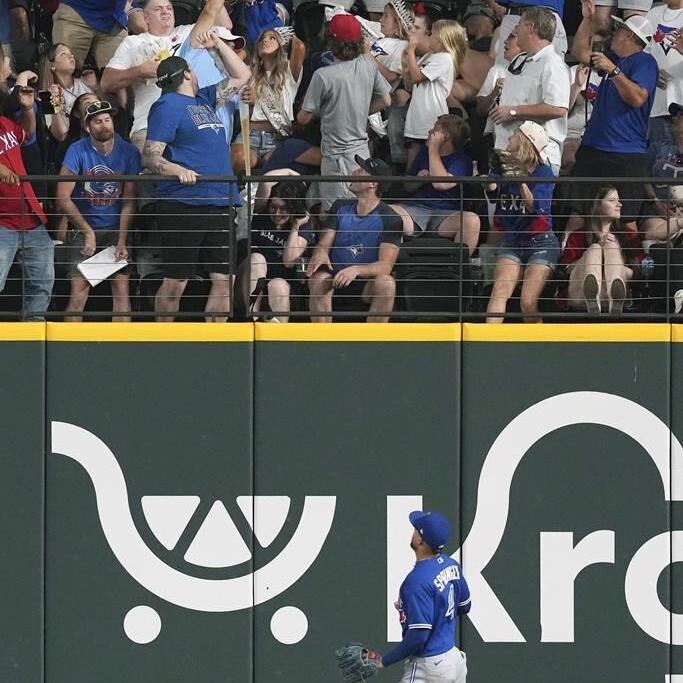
left=0, top=116, right=47, bottom=230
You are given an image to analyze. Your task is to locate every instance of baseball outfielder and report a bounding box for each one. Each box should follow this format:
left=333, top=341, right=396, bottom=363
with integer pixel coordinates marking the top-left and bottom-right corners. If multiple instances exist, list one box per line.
left=336, top=510, right=470, bottom=683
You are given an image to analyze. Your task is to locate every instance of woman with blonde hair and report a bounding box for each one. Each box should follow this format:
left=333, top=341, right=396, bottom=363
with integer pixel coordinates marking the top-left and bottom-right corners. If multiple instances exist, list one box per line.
left=233, top=28, right=305, bottom=172
left=486, top=121, right=560, bottom=323
left=402, top=18, right=467, bottom=166
left=38, top=43, right=96, bottom=142
left=562, top=186, right=632, bottom=315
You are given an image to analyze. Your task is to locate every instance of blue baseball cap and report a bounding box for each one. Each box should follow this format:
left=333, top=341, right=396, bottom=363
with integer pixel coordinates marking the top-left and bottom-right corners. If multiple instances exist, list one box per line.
left=409, top=510, right=451, bottom=551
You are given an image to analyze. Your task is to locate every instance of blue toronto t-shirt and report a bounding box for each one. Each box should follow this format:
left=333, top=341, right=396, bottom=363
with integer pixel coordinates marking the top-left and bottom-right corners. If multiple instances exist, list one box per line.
left=396, top=555, right=471, bottom=658
left=61, top=0, right=127, bottom=32
left=405, top=146, right=473, bottom=211
left=492, top=164, right=555, bottom=236
left=327, top=200, right=402, bottom=272
left=147, top=84, right=240, bottom=206
left=62, top=134, right=141, bottom=230
left=582, top=50, right=658, bottom=154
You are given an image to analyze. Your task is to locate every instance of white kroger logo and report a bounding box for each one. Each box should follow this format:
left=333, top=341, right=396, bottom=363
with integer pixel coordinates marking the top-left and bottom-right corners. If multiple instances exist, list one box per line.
left=387, top=391, right=683, bottom=678
left=50, top=421, right=336, bottom=645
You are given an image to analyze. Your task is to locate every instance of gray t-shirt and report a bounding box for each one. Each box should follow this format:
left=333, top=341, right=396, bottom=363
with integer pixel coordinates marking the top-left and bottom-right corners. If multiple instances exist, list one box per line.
left=302, top=55, right=390, bottom=158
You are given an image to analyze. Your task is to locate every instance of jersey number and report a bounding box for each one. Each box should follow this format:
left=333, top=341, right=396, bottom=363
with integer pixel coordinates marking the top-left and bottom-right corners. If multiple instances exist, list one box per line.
left=445, top=583, right=455, bottom=620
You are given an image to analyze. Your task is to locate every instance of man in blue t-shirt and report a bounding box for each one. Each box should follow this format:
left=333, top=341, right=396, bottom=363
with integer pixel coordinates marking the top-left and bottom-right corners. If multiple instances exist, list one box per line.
left=569, top=4, right=657, bottom=238
left=391, top=114, right=481, bottom=255
left=143, top=52, right=243, bottom=321
left=307, top=155, right=402, bottom=322
left=352, top=510, right=471, bottom=682
left=52, top=0, right=127, bottom=68
left=57, top=100, right=141, bottom=321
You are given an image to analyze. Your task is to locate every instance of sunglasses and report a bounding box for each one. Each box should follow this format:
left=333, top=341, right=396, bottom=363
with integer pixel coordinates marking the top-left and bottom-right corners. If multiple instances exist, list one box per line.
left=156, top=67, right=186, bottom=87
left=84, top=100, right=114, bottom=118
left=507, top=52, right=531, bottom=75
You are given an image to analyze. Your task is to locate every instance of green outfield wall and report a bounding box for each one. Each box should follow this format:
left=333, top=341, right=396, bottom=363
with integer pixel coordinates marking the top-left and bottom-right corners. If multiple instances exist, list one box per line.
left=1, top=322, right=682, bottom=682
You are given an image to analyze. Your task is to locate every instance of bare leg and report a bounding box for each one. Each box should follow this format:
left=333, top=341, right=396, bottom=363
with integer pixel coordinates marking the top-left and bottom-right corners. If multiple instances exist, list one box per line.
left=155, top=277, right=188, bottom=322
left=363, top=274, right=395, bottom=323
left=643, top=215, right=683, bottom=242
left=519, top=263, right=553, bottom=322
left=267, top=277, right=291, bottom=322
left=294, top=146, right=322, bottom=167
left=231, top=143, right=258, bottom=173
left=567, top=242, right=603, bottom=309
left=309, top=271, right=334, bottom=322
left=390, top=204, right=415, bottom=237
left=64, top=275, right=90, bottom=322
left=486, top=257, right=522, bottom=323
left=205, top=273, right=233, bottom=322
left=437, top=211, right=481, bottom=255
left=240, top=252, right=267, bottom=311
left=111, top=273, right=131, bottom=322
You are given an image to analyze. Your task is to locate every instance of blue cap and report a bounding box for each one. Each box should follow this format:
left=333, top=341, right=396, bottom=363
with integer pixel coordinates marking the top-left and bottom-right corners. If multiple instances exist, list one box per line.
left=409, top=510, right=451, bottom=551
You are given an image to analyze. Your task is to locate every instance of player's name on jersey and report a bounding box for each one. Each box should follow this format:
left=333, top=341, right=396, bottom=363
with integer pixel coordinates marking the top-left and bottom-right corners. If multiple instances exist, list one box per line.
left=433, top=564, right=460, bottom=592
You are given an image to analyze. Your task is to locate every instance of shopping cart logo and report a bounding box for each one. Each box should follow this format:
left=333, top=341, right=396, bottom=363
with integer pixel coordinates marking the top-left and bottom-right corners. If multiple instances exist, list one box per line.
left=51, top=421, right=336, bottom=645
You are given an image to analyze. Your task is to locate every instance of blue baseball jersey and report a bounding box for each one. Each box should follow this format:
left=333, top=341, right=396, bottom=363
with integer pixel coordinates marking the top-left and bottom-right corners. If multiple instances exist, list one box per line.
left=397, top=555, right=471, bottom=658
left=147, top=84, right=240, bottom=206
left=62, top=134, right=141, bottom=230
left=327, top=200, right=402, bottom=273
left=492, top=164, right=555, bottom=236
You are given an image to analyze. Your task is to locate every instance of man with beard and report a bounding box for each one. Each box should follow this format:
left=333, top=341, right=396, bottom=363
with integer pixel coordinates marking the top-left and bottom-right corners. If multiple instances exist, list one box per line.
left=57, top=100, right=141, bottom=321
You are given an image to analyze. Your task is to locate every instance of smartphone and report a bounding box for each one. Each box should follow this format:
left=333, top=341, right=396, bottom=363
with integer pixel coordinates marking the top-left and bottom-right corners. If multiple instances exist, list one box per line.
left=38, top=90, right=55, bottom=115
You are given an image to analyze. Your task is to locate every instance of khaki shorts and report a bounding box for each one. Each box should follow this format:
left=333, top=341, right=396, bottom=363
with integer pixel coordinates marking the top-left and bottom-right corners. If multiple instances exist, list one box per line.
left=65, top=228, right=131, bottom=279
left=52, top=2, right=126, bottom=69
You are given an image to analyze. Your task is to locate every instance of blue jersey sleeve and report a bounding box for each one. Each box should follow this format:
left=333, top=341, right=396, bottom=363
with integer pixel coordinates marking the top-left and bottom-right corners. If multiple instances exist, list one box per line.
left=62, top=141, right=83, bottom=175
left=402, top=578, right=435, bottom=631
left=199, top=84, right=218, bottom=109
left=531, top=165, right=556, bottom=217
left=126, top=145, right=142, bottom=175
left=381, top=628, right=431, bottom=668
left=456, top=574, right=471, bottom=615
left=146, top=98, right=179, bottom=145
left=625, top=53, right=658, bottom=94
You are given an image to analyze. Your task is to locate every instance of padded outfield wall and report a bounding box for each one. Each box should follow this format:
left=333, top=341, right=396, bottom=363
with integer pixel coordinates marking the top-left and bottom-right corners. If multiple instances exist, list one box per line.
left=1, top=322, right=682, bottom=682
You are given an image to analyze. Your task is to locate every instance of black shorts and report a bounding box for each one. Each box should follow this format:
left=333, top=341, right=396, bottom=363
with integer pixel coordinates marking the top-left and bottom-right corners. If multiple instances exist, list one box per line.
left=155, top=201, right=234, bottom=280
left=568, top=145, right=646, bottom=223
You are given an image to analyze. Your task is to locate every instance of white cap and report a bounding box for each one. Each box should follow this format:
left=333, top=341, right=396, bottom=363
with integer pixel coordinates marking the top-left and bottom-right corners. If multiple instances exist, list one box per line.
left=364, top=0, right=386, bottom=12
left=320, top=0, right=355, bottom=12
left=211, top=26, right=246, bottom=50
left=610, top=14, right=653, bottom=46
left=518, top=120, right=548, bottom=156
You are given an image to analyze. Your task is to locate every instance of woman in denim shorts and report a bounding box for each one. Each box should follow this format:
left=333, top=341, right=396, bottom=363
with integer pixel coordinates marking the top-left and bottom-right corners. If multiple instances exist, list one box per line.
left=486, top=121, right=560, bottom=322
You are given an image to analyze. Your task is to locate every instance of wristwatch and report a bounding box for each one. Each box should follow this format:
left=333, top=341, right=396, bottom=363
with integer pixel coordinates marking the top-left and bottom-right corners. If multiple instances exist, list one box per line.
left=510, top=109, right=517, bottom=120
left=610, top=66, right=622, bottom=78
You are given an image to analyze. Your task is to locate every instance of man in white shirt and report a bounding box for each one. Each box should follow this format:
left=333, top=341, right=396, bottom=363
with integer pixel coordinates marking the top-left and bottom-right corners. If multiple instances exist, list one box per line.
left=100, top=0, right=231, bottom=151
left=488, top=6, right=570, bottom=173
left=646, top=0, right=683, bottom=150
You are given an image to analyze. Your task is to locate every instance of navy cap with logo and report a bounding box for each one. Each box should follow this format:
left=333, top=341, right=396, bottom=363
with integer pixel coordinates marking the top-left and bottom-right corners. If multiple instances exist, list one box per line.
left=354, top=154, right=391, bottom=178
left=409, top=510, right=451, bottom=551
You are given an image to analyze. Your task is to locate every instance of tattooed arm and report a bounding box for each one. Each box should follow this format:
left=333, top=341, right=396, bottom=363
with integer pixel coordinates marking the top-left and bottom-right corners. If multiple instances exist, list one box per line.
left=195, top=31, right=251, bottom=107
left=142, top=139, right=198, bottom=185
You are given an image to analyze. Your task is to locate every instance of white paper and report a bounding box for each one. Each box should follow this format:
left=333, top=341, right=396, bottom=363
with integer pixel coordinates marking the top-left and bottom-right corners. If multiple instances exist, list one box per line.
left=77, top=245, right=127, bottom=287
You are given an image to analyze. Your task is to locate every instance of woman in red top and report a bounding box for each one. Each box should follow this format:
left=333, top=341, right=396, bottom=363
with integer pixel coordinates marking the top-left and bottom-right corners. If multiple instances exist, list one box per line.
left=563, top=185, right=633, bottom=315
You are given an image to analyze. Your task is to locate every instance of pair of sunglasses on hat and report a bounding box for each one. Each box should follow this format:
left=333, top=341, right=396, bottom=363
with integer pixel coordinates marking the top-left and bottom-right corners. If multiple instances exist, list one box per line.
left=84, top=100, right=115, bottom=121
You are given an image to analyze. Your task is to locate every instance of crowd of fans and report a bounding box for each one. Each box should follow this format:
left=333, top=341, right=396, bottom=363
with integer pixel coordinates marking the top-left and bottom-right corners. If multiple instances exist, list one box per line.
left=1, top=0, right=683, bottom=322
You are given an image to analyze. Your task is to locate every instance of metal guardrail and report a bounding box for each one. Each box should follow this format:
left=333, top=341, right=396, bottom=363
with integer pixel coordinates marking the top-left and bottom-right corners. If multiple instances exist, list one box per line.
left=1, top=173, right=681, bottom=322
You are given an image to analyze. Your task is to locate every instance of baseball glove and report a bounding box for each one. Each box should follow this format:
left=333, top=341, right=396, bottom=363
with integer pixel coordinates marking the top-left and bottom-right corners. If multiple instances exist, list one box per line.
left=335, top=643, right=382, bottom=682
left=497, top=149, right=527, bottom=178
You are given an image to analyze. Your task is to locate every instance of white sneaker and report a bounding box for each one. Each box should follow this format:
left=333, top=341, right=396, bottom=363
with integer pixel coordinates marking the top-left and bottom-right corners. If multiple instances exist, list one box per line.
left=674, top=289, right=683, bottom=314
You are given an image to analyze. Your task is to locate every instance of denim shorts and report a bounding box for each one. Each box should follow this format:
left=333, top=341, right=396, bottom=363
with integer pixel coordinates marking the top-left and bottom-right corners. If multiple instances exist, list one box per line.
left=234, top=128, right=279, bottom=161
left=497, top=230, right=560, bottom=269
